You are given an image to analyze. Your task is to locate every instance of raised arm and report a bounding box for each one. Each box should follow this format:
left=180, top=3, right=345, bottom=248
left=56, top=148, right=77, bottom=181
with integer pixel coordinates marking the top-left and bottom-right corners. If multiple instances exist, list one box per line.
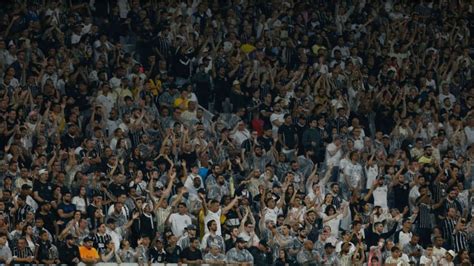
left=199, top=193, right=208, bottom=214
left=123, top=212, right=140, bottom=230
left=222, top=196, right=240, bottom=215
left=238, top=208, right=250, bottom=233
left=363, top=180, right=378, bottom=202
left=319, top=164, right=333, bottom=186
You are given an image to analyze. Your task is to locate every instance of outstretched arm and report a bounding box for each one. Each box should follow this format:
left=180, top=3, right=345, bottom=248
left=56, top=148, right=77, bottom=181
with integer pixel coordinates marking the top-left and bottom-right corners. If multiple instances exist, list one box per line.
left=222, top=196, right=240, bottom=215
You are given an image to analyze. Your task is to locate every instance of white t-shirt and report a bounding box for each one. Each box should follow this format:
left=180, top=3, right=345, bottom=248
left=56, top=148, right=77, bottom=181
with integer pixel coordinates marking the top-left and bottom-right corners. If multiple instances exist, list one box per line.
left=433, top=246, right=447, bottom=261
left=72, top=196, right=87, bottom=213
left=343, top=162, right=363, bottom=188
left=373, top=185, right=388, bottom=209
left=106, top=227, right=123, bottom=251
left=385, top=256, right=409, bottom=265
left=204, top=209, right=222, bottom=236
left=168, top=213, right=192, bottom=238
left=313, top=63, right=329, bottom=74
left=238, top=231, right=260, bottom=247
left=325, top=143, right=342, bottom=167
left=465, top=126, right=474, bottom=145
left=231, top=130, right=250, bottom=146
left=420, top=255, right=434, bottom=266
left=339, top=157, right=351, bottom=173
left=263, top=207, right=281, bottom=224
left=365, top=165, right=379, bottom=189
left=353, top=136, right=364, bottom=151
left=408, top=186, right=420, bottom=211
left=398, top=231, right=412, bottom=248
left=321, top=213, right=343, bottom=238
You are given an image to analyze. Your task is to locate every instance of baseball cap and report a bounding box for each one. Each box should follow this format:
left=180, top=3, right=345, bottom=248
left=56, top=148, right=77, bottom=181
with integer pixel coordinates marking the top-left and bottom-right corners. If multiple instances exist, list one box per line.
left=21, top=184, right=32, bottom=190
left=324, top=243, right=335, bottom=249
left=236, top=237, right=247, bottom=243
left=186, top=224, right=197, bottom=230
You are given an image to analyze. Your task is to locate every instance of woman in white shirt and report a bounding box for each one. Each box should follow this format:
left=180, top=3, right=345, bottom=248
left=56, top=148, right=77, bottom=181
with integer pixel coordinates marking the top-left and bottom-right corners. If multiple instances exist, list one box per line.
left=320, top=203, right=349, bottom=238
left=22, top=225, right=36, bottom=254
left=72, top=186, right=89, bottom=215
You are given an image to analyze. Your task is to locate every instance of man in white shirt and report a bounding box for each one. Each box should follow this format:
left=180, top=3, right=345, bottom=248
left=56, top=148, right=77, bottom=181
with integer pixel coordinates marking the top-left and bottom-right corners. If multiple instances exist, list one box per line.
left=385, top=246, right=409, bottom=265
left=438, top=82, right=456, bottom=105
left=167, top=202, right=192, bottom=238
left=464, top=118, right=474, bottom=145
left=396, top=219, right=414, bottom=248
left=409, top=176, right=426, bottom=211
left=105, top=215, right=137, bottom=250
left=184, top=164, right=204, bottom=196
left=372, top=177, right=389, bottom=210
left=420, top=245, right=435, bottom=266
left=230, top=121, right=250, bottom=147
left=432, top=236, right=447, bottom=262
left=325, top=137, right=343, bottom=168
left=270, top=103, right=285, bottom=138
left=201, top=194, right=240, bottom=236
left=342, top=152, right=363, bottom=196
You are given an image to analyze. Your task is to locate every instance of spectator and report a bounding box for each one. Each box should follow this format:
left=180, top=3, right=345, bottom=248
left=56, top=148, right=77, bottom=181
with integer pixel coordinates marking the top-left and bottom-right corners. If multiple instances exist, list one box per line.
left=180, top=237, right=203, bottom=264
left=225, top=237, right=254, bottom=264
left=168, top=202, right=192, bottom=238
left=58, top=234, right=81, bottom=265
left=0, top=233, right=12, bottom=265
left=201, top=220, right=225, bottom=254
left=35, top=229, right=59, bottom=264
left=0, top=0, right=472, bottom=264
left=79, top=236, right=99, bottom=264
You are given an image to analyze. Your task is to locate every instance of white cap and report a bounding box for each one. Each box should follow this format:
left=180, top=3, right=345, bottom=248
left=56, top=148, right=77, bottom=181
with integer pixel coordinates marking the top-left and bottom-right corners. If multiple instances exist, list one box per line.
left=223, top=41, right=233, bottom=52
left=38, top=169, right=48, bottom=175
left=447, top=250, right=456, bottom=258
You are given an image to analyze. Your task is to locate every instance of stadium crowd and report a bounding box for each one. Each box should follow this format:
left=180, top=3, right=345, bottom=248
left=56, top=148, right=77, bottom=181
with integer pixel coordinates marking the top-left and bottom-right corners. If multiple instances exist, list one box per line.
left=0, top=0, right=473, bottom=265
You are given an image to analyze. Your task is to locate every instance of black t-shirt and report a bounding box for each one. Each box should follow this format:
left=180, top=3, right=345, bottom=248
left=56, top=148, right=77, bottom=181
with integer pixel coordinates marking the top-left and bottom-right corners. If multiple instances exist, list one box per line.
left=213, top=75, right=230, bottom=102
left=392, top=182, right=410, bottom=211
left=179, top=151, right=197, bottom=166
left=108, top=182, right=127, bottom=197
left=58, top=243, right=80, bottom=264
left=165, top=245, right=181, bottom=263
left=33, top=180, right=53, bottom=201
left=230, top=90, right=248, bottom=112
left=180, top=247, right=202, bottom=261
left=37, top=241, right=54, bottom=262
left=149, top=247, right=166, bottom=263
left=248, top=246, right=273, bottom=265
left=278, top=124, right=298, bottom=149
left=258, top=103, right=273, bottom=124
left=257, top=136, right=273, bottom=152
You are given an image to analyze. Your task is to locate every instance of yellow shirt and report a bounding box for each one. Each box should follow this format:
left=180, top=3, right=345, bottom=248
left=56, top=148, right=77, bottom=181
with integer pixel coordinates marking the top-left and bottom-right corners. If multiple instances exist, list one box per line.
left=418, top=156, right=433, bottom=164
left=149, top=79, right=161, bottom=96
left=174, top=97, right=189, bottom=110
